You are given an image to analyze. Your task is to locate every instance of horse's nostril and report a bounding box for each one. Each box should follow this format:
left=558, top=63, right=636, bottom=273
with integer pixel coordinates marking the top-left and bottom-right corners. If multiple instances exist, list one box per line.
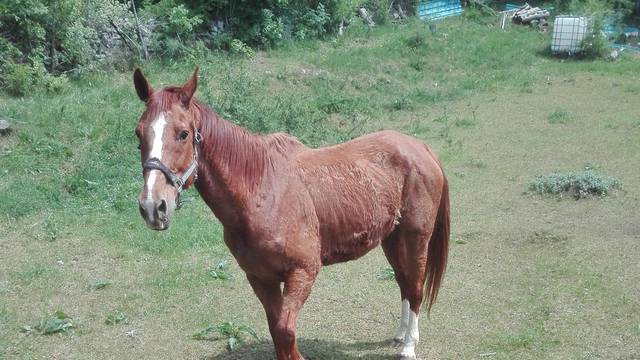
left=139, top=203, right=146, bottom=218
left=157, top=199, right=167, bottom=215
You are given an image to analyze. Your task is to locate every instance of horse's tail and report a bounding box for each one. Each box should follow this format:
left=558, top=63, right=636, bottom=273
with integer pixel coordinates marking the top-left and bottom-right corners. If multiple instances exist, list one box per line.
left=424, top=171, right=450, bottom=314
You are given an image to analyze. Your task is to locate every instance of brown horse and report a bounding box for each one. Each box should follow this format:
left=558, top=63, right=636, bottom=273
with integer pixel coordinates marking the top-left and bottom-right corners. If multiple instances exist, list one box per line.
left=134, top=68, right=449, bottom=360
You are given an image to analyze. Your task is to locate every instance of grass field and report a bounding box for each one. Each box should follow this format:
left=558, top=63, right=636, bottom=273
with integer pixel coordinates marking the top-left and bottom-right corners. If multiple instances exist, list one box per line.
left=1, top=15, right=640, bottom=360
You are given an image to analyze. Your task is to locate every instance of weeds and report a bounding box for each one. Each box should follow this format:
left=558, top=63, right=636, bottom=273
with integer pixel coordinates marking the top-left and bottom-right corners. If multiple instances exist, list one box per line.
left=409, top=57, right=425, bottom=71
left=208, top=261, right=232, bottom=281
left=377, top=267, right=395, bottom=280
left=548, top=110, right=573, bottom=124
left=434, top=112, right=463, bottom=153
left=528, top=168, right=621, bottom=199
left=390, top=97, right=413, bottom=111
left=405, top=31, right=428, bottom=50
left=192, top=321, right=258, bottom=351
left=104, top=311, right=128, bottom=325
left=35, top=311, right=73, bottom=335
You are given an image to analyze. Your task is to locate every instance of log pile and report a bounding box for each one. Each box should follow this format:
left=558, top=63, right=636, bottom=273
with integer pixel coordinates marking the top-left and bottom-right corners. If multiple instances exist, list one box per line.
left=511, top=3, right=550, bottom=25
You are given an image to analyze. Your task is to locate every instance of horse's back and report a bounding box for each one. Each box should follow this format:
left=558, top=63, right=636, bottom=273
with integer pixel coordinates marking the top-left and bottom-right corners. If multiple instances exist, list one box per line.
left=294, top=130, right=444, bottom=265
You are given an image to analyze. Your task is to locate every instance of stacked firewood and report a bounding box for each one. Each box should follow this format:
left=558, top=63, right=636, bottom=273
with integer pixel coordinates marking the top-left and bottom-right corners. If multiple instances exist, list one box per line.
left=512, top=3, right=550, bottom=25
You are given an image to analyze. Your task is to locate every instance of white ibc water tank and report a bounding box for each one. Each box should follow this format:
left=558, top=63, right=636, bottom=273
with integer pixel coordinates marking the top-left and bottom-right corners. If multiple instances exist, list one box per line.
left=551, top=16, right=589, bottom=54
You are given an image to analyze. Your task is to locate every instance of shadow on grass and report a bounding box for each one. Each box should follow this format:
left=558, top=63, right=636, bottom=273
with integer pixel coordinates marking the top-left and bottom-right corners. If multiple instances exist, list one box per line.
left=203, top=338, right=397, bottom=360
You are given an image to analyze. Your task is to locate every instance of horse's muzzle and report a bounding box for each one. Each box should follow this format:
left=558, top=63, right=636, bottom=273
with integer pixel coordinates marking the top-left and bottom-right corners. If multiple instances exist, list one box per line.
left=138, top=198, right=172, bottom=231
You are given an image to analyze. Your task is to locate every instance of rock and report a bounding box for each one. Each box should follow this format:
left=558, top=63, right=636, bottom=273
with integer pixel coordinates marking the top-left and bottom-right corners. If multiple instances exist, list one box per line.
left=608, top=49, right=623, bottom=61
left=0, top=119, right=11, bottom=135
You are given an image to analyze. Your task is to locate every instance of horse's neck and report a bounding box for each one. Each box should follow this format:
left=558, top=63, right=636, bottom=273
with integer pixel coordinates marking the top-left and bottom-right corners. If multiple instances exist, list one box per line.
left=194, top=106, right=270, bottom=228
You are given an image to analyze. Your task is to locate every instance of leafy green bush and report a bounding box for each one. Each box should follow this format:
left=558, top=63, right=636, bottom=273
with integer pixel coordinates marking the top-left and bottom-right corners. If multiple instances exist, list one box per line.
left=528, top=169, right=621, bottom=199
left=3, top=61, right=68, bottom=96
left=293, top=4, right=331, bottom=40
left=142, top=0, right=203, bottom=56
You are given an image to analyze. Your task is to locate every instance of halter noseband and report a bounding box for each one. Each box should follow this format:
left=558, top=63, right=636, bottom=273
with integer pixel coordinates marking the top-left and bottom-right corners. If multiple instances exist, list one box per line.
left=142, top=130, right=202, bottom=209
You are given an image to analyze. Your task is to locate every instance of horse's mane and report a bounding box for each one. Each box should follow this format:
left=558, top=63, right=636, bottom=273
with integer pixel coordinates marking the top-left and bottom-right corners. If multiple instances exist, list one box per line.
left=191, top=98, right=304, bottom=192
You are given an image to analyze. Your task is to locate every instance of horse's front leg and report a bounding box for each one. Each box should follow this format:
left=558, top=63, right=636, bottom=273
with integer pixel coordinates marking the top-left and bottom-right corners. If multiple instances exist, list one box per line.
left=246, top=275, right=287, bottom=359
left=275, top=268, right=317, bottom=360
left=247, top=268, right=316, bottom=360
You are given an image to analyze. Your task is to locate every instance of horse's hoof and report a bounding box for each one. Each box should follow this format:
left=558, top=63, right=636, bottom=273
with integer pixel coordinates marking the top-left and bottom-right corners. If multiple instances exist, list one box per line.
left=399, top=356, right=417, bottom=360
left=399, top=348, right=417, bottom=359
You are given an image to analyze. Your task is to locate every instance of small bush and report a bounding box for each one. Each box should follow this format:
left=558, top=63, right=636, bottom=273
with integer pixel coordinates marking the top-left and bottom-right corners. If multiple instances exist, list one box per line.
left=3, top=62, right=68, bottom=96
left=528, top=169, right=621, bottom=199
left=229, top=39, right=255, bottom=58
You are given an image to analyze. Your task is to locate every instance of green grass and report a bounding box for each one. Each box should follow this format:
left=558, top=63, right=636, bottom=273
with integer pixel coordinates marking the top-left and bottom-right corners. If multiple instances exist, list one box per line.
left=1, top=13, right=640, bottom=360
left=547, top=109, right=573, bottom=124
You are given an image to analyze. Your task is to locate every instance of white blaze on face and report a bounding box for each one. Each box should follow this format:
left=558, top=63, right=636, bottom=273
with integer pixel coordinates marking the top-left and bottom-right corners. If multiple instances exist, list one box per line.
left=146, top=112, right=167, bottom=201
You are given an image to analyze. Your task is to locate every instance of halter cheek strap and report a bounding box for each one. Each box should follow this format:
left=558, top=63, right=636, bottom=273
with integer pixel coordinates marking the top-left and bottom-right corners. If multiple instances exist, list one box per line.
left=142, top=129, right=202, bottom=209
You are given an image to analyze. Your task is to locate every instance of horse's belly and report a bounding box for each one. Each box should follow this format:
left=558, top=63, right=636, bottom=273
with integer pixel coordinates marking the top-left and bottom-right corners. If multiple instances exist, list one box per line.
left=318, top=205, right=400, bottom=265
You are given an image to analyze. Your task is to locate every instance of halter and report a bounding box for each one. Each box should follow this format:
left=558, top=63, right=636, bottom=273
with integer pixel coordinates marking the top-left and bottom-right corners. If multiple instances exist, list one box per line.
left=142, top=129, right=202, bottom=209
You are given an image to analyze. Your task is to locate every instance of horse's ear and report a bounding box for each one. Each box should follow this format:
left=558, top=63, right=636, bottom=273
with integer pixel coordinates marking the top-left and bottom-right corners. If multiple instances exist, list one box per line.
left=133, top=68, right=153, bottom=102
left=181, top=66, right=198, bottom=107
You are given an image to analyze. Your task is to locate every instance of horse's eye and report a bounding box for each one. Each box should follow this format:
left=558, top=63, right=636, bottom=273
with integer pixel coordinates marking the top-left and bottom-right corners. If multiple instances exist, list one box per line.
left=179, top=130, right=189, bottom=140
left=137, top=143, right=141, bottom=150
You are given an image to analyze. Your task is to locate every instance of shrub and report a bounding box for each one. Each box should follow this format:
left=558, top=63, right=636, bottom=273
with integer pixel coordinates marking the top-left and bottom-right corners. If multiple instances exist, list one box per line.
left=3, top=61, right=68, bottom=96
left=229, top=39, right=255, bottom=58
left=528, top=169, right=621, bottom=199
left=293, top=3, right=331, bottom=40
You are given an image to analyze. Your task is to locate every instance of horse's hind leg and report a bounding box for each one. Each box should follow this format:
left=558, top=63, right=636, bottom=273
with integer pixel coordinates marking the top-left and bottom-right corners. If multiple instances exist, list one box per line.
left=382, top=229, right=430, bottom=360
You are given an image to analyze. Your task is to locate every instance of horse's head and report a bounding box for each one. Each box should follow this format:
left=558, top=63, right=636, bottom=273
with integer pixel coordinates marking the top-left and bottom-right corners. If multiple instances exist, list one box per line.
left=133, top=67, right=200, bottom=230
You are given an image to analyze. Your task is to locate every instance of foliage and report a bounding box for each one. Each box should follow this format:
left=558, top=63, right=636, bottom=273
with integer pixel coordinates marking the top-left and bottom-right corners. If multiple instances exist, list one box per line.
left=3, top=61, right=68, bottom=96
left=229, top=39, right=255, bottom=58
left=192, top=321, right=258, bottom=350
left=142, top=0, right=203, bottom=57
left=580, top=16, right=610, bottom=58
left=0, top=0, right=136, bottom=91
left=528, top=169, right=621, bottom=199
left=104, top=311, right=128, bottom=325
left=35, top=311, right=73, bottom=335
left=377, top=267, right=396, bottom=280
left=208, top=261, right=232, bottom=280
